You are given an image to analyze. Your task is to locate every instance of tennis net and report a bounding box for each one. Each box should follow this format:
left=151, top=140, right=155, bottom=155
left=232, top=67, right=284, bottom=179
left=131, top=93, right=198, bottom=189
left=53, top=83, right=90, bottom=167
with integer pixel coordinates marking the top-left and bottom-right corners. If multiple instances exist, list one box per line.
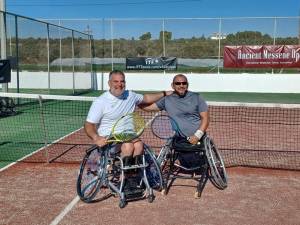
left=0, top=92, right=299, bottom=170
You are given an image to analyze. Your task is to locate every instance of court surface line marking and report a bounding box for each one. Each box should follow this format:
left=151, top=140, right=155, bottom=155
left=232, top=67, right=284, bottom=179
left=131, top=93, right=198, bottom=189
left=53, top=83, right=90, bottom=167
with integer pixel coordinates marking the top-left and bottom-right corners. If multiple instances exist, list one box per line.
left=48, top=113, right=160, bottom=224
left=49, top=196, right=80, bottom=225
left=0, top=127, right=83, bottom=172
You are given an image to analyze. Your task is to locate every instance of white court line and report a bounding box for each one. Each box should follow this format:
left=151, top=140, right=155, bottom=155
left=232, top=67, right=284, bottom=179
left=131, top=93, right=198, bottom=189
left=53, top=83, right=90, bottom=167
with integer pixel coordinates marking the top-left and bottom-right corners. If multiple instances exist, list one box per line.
left=2, top=112, right=160, bottom=224
left=0, top=127, right=84, bottom=172
left=47, top=113, right=160, bottom=224
left=49, top=196, right=80, bottom=225
left=0, top=146, right=45, bottom=172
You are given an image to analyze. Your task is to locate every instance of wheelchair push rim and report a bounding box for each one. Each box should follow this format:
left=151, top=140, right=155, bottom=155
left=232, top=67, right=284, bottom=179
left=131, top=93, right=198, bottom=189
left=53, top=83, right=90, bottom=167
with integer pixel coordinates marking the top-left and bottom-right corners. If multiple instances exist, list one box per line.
left=76, top=146, right=107, bottom=202
left=204, top=136, right=228, bottom=190
left=143, top=144, right=164, bottom=191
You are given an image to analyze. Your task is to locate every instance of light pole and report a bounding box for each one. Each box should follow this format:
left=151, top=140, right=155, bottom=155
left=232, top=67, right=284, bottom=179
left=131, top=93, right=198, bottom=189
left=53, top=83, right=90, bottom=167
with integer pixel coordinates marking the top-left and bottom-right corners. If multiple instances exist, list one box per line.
left=298, top=9, right=300, bottom=45
left=84, top=25, right=93, bottom=35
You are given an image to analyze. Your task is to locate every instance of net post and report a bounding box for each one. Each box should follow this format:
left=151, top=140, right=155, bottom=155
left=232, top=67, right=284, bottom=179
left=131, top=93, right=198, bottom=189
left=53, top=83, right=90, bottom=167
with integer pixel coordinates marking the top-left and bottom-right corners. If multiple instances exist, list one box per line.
left=38, top=95, right=49, bottom=163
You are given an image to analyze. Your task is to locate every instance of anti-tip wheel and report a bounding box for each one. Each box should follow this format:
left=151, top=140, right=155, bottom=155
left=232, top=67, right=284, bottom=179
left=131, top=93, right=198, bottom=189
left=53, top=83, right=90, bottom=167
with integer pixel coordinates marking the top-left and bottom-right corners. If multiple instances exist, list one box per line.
left=194, top=191, right=201, bottom=199
left=119, top=199, right=127, bottom=208
left=147, top=194, right=155, bottom=203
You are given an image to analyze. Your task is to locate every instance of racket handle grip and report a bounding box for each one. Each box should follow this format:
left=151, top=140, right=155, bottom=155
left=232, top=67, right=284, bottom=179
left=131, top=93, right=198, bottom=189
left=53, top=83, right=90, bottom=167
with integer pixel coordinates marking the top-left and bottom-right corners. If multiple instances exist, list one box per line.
left=187, top=137, right=201, bottom=145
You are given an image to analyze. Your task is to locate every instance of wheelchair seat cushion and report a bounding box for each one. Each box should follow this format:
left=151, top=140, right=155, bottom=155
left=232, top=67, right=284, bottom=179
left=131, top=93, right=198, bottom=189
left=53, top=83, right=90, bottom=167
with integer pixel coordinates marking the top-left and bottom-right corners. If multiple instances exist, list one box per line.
left=172, top=135, right=206, bottom=152
left=178, top=151, right=206, bottom=168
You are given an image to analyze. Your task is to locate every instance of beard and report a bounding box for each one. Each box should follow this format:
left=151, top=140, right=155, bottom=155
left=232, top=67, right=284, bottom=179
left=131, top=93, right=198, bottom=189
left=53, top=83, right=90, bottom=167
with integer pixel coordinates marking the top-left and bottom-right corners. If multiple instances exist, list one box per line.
left=175, top=90, right=187, bottom=98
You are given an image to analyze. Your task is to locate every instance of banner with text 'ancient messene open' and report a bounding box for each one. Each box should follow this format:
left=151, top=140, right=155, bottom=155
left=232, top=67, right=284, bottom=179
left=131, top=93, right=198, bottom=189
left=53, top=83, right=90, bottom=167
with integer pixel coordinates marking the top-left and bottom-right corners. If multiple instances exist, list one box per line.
left=224, top=45, right=300, bottom=68
left=126, top=57, right=177, bottom=70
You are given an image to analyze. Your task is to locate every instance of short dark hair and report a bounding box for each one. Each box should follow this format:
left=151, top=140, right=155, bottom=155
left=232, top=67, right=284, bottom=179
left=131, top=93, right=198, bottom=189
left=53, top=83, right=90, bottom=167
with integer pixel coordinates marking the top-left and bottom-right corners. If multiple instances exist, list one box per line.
left=109, top=70, right=125, bottom=80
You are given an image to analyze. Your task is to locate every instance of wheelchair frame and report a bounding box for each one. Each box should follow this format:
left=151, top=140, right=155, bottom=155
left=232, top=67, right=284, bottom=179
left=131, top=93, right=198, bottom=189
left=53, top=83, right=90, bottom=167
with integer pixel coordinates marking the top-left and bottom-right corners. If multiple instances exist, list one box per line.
left=77, top=143, right=162, bottom=208
left=157, top=135, right=228, bottom=198
left=0, top=97, right=16, bottom=117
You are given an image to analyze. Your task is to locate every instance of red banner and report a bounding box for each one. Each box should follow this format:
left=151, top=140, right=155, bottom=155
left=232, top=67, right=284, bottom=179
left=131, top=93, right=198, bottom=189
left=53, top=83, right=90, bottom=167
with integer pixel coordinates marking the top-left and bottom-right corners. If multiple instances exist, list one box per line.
left=223, top=45, right=300, bottom=68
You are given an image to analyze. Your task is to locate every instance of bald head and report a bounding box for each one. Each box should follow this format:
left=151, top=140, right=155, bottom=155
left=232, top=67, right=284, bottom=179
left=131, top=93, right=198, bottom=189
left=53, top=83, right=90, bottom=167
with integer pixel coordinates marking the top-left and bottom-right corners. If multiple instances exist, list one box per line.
left=172, top=74, right=188, bottom=83
left=172, top=74, right=189, bottom=97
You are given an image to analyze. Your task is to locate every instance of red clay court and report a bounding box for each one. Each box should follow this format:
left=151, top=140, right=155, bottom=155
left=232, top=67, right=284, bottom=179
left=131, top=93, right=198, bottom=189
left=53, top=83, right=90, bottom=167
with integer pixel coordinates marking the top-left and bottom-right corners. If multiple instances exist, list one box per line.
left=1, top=102, right=300, bottom=225
left=0, top=163, right=299, bottom=225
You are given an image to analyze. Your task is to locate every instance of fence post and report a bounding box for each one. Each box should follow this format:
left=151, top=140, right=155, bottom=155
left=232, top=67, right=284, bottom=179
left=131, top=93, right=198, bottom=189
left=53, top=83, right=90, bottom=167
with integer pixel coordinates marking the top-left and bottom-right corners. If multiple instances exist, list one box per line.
left=0, top=9, right=8, bottom=92
left=47, top=23, right=50, bottom=93
left=59, top=19, right=62, bottom=73
left=218, top=18, right=222, bottom=74
left=101, top=18, right=105, bottom=91
left=72, top=30, right=75, bottom=94
left=272, top=17, right=277, bottom=74
left=110, top=19, right=114, bottom=71
left=162, top=18, right=166, bottom=57
left=15, top=15, right=20, bottom=93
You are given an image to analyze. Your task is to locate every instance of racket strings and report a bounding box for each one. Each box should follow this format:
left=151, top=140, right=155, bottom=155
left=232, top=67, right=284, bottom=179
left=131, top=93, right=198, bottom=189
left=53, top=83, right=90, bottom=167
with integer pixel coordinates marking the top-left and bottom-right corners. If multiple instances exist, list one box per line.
left=151, top=115, right=178, bottom=139
left=111, top=113, right=146, bottom=142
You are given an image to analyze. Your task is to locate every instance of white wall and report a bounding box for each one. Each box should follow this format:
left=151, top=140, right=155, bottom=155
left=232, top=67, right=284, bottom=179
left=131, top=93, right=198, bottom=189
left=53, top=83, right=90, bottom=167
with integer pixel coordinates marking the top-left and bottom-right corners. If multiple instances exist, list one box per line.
left=2, top=71, right=300, bottom=93
left=7, top=71, right=92, bottom=89
left=99, top=72, right=300, bottom=93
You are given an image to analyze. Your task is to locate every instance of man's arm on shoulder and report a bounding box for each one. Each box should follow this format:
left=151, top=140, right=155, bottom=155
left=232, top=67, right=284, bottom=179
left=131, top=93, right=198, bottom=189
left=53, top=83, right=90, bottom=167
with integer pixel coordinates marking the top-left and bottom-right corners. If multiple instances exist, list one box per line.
left=84, top=121, right=107, bottom=147
left=138, top=90, right=171, bottom=111
left=141, top=91, right=172, bottom=104
left=139, top=102, right=160, bottom=111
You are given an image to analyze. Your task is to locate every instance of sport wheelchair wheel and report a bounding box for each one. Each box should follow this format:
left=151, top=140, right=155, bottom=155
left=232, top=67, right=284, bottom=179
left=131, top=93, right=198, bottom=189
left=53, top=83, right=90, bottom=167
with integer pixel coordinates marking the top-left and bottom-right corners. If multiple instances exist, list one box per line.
left=77, top=146, right=107, bottom=202
left=204, top=136, right=228, bottom=190
left=143, top=144, right=163, bottom=191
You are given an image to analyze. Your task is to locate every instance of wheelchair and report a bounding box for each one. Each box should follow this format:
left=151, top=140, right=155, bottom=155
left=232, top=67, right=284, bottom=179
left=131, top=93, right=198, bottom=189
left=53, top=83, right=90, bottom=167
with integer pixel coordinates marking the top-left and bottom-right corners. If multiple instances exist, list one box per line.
left=157, top=133, right=228, bottom=198
left=77, top=143, right=163, bottom=208
left=0, top=97, right=16, bottom=117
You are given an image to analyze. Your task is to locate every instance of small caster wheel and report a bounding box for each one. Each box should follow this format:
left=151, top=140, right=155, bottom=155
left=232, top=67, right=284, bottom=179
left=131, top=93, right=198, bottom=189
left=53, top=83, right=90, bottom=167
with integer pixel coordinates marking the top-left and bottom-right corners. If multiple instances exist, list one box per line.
left=119, top=199, right=126, bottom=208
left=148, top=194, right=155, bottom=203
left=161, top=189, right=167, bottom=195
left=194, top=191, right=201, bottom=199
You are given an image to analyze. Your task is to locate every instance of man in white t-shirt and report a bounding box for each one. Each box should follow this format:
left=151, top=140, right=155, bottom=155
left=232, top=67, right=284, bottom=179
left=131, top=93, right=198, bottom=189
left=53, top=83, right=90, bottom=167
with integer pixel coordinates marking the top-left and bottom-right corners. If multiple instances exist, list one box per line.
left=85, top=70, right=171, bottom=180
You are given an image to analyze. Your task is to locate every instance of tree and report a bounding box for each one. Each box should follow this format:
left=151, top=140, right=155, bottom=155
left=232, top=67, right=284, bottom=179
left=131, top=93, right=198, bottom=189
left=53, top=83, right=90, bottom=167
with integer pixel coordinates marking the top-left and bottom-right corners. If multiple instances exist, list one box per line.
left=139, top=32, right=151, bottom=40
left=159, top=30, right=172, bottom=42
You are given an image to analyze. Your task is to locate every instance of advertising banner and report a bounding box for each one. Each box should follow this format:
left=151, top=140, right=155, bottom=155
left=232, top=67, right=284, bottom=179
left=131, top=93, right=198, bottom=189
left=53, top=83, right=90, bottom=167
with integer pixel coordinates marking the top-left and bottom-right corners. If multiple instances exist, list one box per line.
left=224, top=45, right=300, bottom=68
left=126, top=57, right=177, bottom=70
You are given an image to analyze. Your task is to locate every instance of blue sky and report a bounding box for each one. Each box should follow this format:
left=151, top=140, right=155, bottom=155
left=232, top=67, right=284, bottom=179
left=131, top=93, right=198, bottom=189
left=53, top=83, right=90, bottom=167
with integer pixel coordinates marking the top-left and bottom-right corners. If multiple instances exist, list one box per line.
left=3, top=0, right=300, bottom=40
left=5, top=0, right=300, bottom=19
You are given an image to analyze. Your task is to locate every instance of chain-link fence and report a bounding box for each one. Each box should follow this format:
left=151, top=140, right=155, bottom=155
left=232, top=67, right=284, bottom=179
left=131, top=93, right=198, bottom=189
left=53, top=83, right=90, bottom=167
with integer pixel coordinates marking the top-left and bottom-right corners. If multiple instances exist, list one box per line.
left=46, top=17, right=300, bottom=74
left=1, top=15, right=300, bottom=94
left=0, top=11, right=94, bottom=95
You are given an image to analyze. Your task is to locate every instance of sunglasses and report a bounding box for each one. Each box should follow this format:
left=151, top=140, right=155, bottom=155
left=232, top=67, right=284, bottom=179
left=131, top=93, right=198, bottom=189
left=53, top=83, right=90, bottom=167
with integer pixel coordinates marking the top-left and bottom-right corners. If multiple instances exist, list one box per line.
left=174, top=82, right=188, bottom=85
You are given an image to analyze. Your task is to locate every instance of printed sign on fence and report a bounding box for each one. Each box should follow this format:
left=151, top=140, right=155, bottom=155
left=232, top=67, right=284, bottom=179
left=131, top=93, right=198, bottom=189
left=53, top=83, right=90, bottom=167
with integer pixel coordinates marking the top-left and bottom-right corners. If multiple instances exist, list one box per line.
left=126, top=57, right=177, bottom=70
left=0, top=60, right=11, bottom=83
left=224, top=45, right=300, bottom=68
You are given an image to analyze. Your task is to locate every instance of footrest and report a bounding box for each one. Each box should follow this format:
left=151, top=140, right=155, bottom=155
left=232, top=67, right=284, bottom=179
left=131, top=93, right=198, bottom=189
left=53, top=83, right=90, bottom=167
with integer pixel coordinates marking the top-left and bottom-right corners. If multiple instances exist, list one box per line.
left=123, top=163, right=149, bottom=170
left=124, top=187, right=145, bottom=199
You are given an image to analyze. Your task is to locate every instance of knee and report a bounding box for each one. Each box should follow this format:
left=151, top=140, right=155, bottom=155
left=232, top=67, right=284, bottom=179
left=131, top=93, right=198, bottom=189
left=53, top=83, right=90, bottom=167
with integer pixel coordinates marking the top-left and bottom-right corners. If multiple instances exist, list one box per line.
left=133, top=141, right=144, bottom=155
left=135, top=141, right=143, bottom=150
left=121, top=143, right=134, bottom=156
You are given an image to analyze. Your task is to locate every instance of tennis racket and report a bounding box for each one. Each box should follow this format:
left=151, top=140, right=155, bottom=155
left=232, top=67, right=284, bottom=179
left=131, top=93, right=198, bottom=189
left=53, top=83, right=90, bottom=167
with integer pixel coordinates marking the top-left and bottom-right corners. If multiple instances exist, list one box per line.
left=151, top=114, right=181, bottom=140
left=106, top=112, right=146, bottom=143
left=151, top=114, right=201, bottom=145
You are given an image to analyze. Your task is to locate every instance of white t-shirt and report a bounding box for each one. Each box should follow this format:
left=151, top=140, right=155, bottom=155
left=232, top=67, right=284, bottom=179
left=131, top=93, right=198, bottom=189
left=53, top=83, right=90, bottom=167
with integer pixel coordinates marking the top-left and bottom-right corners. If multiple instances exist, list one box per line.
left=86, top=90, right=143, bottom=136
